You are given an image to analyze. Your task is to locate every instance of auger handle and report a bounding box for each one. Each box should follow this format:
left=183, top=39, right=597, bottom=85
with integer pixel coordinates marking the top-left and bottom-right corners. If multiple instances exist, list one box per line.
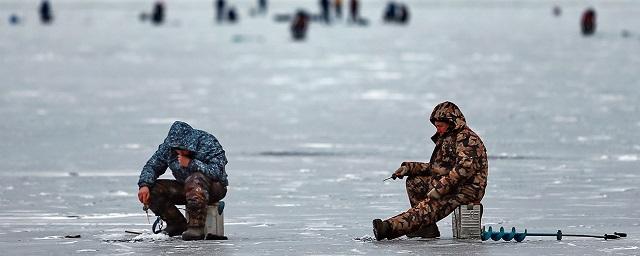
left=614, top=232, right=627, bottom=237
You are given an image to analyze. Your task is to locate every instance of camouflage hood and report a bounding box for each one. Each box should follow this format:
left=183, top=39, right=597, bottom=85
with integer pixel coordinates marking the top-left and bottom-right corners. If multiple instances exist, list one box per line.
left=164, top=121, right=198, bottom=152
left=429, top=101, right=467, bottom=137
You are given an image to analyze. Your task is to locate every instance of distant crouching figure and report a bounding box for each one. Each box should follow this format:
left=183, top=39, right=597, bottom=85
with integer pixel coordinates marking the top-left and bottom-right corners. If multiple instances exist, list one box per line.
left=39, top=0, right=53, bottom=24
left=581, top=8, right=596, bottom=36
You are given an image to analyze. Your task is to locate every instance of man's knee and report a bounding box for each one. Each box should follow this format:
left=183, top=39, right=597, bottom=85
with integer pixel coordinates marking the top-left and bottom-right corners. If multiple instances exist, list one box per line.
left=185, top=172, right=207, bottom=184
left=209, top=181, right=227, bottom=202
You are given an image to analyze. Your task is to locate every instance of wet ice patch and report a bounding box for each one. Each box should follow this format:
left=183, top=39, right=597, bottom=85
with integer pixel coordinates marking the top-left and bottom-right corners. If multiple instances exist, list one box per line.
left=617, top=155, right=638, bottom=161
left=107, top=190, right=131, bottom=197
left=143, top=118, right=183, bottom=125
left=34, top=235, right=63, bottom=240
left=360, top=90, right=408, bottom=101
left=300, top=143, right=335, bottom=149
left=553, top=115, right=578, bottom=123
left=599, top=246, right=639, bottom=253
left=576, top=135, right=612, bottom=142
left=335, top=174, right=363, bottom=182
left=121, top=144, right=141, bottom=150
left=304, top=222, right=345, bottom=231
left=97, top=233, right=127, bottom=241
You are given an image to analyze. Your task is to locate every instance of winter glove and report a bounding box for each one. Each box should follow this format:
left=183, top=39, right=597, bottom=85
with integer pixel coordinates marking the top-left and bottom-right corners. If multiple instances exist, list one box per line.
left=392, top=166, right=409, bottom=180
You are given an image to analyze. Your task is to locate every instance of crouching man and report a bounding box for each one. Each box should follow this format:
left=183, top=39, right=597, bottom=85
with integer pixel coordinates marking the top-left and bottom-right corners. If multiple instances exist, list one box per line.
left=137, top=121, right=228, bottom=240
left=373, top=101, right=488, bottom=240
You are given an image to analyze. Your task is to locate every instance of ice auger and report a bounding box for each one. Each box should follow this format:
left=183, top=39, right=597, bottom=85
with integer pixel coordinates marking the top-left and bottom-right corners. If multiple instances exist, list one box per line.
left=481, top=226, right=627, bottom=242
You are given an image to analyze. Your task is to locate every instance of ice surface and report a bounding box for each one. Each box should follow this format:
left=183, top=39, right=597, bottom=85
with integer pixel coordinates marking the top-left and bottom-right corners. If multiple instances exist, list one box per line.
left=1, top=0, right=640, bottom=255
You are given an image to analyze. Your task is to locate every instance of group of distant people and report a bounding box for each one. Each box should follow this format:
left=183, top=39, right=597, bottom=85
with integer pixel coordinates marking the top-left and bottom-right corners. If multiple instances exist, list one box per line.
left=318, top=0, right=361, bottom=24
left=383, top=1, right=409, bottom=24
left=8, top=0, right=53, bottom=25
left=2, top=1, right=611, bottom=40
left=215, top=0, right=240, bottom=23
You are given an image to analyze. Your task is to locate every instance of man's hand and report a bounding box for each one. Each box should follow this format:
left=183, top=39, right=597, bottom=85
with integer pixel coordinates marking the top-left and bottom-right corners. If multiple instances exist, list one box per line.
left=392, top=166, right=409, bottom=179
left=138, top=186, right=150, bottom=205
left=178, top=154, right=192, bottom=168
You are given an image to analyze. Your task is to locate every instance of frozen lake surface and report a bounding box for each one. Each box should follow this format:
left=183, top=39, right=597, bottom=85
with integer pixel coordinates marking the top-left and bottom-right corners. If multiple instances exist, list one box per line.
left=1, top=0, right=639, bottom=255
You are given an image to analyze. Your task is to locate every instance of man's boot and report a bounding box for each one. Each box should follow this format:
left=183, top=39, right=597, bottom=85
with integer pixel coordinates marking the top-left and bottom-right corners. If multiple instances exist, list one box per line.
left=406, top=223, right=440, bottom=238
left=151, top=203, right=187, bottom=237
left=182, top=207, right=206, bottom=241
left=372, top=219, right=391, bottom=241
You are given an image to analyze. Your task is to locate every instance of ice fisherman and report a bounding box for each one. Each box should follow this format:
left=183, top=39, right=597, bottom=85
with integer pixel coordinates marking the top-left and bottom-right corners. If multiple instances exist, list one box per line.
left=215, top=0, right=226, bottom=22
left=581, top=8, right=596, bottom=36
left=349, top=0, right=360, bottom=22
left=373, top=102, right=488, bottom=240
left=151, top=1, right=165, bottom=25
left=291, top=10, right=310, bottom=40
left=137, top=121, right=229, bottom=240
left=39, top=0, right=53, bottom=24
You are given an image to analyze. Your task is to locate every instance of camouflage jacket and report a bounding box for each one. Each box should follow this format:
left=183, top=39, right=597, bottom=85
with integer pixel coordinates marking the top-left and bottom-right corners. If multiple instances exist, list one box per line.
left=138, top=121, right=228, bottom=188
left=403, top=102, right=488, bottom=201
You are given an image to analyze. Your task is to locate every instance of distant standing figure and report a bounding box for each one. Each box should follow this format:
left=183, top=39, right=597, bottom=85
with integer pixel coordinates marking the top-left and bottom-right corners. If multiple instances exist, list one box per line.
left=215, top=0, right=226, bottom=22
left=39, top=0, right=53, bottom=24
left=9, top=14, right=21, bottom=25
left=552, top=5, right=562, bottom=17
left=258, top=0, right=268, bottom=14
left=151, top=1, right=165, bottom=25
left=291, top=10, right=310, bottom=41
left=320, top=0, right=331, bottom=23
left=349, top=0, right=359, bottom=22
left=398, top=4, right=409, bottom=24
left=581, top=8, right=596, bottom=36
left=334, top=0, right=343, bottom=19
left=383, top=2, right=397, bottom=22
left=227, top=7, right=238, bottom=23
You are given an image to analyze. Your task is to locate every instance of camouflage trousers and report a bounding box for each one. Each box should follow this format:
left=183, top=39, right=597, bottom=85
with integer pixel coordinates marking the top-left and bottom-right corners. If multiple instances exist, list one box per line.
left=384, top=175, right=478, bottom=239
left=149, top=172, right=227, bottom=228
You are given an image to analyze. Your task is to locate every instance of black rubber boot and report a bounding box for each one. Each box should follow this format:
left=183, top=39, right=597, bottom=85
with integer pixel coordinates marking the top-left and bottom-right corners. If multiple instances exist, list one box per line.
left=182, top=227, right=205, bottom=241
left=163, top=221, right=187, bottom=237
left=372, top=219, right=391, bottom=241
left=406, top=223, right=440, bottom=238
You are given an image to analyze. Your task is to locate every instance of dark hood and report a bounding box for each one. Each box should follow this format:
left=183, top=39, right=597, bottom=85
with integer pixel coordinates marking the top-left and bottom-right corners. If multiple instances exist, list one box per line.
left=164, top=121, right=197, bottom=152
left=429, top=101, right=467, bottom=140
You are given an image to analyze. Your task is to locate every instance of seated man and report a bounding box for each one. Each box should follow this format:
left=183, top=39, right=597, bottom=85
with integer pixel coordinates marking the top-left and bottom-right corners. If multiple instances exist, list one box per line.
left=373, top=101, right=488, bottom=240
left=137, top=121, right=228, bottom=240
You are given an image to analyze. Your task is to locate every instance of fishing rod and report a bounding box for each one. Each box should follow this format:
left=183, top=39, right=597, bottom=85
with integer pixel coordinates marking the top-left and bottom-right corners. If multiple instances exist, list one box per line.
left=482, top=226, right=627, bottom=242
left=382, top=174, right=400, bottom=182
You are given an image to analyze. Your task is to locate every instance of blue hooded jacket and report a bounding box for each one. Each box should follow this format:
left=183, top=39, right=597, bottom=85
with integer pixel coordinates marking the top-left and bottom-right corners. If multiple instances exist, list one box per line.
left=138, top=121, right=228, bottom=187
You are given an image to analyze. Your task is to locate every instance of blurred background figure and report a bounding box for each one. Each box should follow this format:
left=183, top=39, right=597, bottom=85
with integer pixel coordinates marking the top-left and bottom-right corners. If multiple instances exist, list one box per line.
left=319, top=0, right=331, bottom=24
left=552, top=5, right=562, bottom=17
left=349, top=0, right=359, bottom=23
left=39, top=0, right=53, bottom=24
left=334, top=0, right=343, bottom=19
left=383, top=2, right=409, bottom=24
left=227, top=6, right=238, bottom=23
left=383, top=1, right=396, bottom=22
left=398, top=4, right=409, bottom=24
left=291, top=10, right=310, bottom=41
left=581, top=7, right=596, bottom=36
left=9, top=14, right=21, bottom=25
left=139, top=12, right=149, bottom=22
left=258, top=0, right=268, bottom=14
left=151, top=1, right=165, bottom=25
left=215, top=0, right=226, bottom=22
